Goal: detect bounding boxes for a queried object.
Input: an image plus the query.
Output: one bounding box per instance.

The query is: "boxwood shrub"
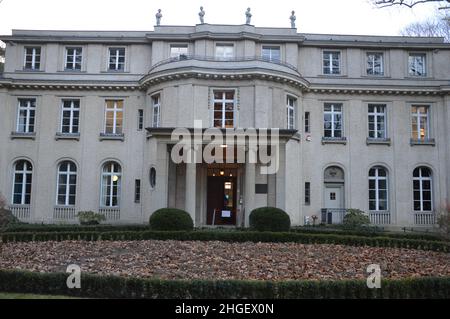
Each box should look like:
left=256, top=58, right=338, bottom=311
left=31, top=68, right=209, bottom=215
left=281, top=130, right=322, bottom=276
left=149, top=208, right=193, bottom=231
left=249, top=207, right=291, bottom=232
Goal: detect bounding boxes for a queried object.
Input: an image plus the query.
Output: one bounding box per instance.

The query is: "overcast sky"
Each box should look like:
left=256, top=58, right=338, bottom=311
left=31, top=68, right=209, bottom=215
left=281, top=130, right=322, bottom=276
left=0, top=0, right=441, bottom=36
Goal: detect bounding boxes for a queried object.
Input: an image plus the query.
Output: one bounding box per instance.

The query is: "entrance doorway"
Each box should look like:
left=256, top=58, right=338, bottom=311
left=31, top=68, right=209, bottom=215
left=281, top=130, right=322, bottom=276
left=206, top=165, right=238, bottom=226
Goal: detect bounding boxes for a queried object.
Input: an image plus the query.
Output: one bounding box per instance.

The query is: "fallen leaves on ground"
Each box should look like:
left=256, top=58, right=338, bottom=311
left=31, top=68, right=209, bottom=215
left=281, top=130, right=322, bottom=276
left=0, top=240, right=448, bottom=280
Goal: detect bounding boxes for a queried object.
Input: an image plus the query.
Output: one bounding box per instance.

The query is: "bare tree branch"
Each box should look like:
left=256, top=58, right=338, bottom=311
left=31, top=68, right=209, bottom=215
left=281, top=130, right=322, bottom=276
left=401, top=11, right=450, bottom=41
left=373, top=0, right=450, bottom=8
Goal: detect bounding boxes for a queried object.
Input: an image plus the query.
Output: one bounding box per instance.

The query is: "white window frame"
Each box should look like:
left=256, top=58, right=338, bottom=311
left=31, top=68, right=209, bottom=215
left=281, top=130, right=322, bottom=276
left=323, top=103, right=343, bottom=138
left=408, top=53, right=426, bottom=77
left=286, top=95, right=296, bottom=130
left=151, top=94, right=161, bottom=128
left=411, top=105, right=430, bottom=140
left=215, top=43, right=234, bottom=60
left=369, top=167, right=389, bottom=211
left=12, top=160, right=33, bottom=205
left=104, top=100, right=124, bottom=135
left=261, top=46, right=281, bottom=62
left=24, top=47, right=41, bottom=70
left=212, top=90, right=236, bottom=128
left=65, top=47, right=83, bottom=71
left=56, top=161, right=77, bottom=206
left=323, top=51, right=341, bottom=75
left=413, top=167, right=433, bottom=212
left=16, top=98, right=36, bottom=133
left=368, top=104, right=387, bottom=139
left=108, top=47, right=126, bottom=71
left=366, top=52, right=384, bottom=76
left=60, top=99, right=80, bottom=134
left=170, top=44, right=189, bottom=58
left=100, top=162, right=122, bottom=208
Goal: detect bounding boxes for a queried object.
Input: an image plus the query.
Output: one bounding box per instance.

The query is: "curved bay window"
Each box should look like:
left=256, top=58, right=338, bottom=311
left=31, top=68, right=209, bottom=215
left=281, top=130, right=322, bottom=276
left=369, top=166, right=388, bottom=211
left=56, top=161, right=77, bottom=206
left=413, top=166, right=433, bottom=212
left=101, top=162, right=122, bottom=207
left=12, top=160, right=33, bottom=205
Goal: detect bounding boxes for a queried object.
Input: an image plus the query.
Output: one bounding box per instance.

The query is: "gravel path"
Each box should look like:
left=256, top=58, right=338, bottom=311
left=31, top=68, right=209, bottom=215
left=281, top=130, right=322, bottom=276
left=1, top=240, right=449, bottom=280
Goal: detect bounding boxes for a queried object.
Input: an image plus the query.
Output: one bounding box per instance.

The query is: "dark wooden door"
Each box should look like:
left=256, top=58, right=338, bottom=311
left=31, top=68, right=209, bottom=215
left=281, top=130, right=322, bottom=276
left=206, top=176, right=237, bottom=225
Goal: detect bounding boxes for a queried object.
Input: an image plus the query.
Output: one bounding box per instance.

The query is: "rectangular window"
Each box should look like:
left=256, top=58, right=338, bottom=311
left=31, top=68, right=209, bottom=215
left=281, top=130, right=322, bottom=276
left=368, top=104, right=386, bottom=139
left=323, top=51, right=340, bottom=75
left=138, top=109, right=144, bottom=130
left=170, top=44, right=188, bottom=58
left=213, top=90, right=235, bottom=128
left=262, top=46, right=281, bottom=62
left=65, top=47, right=82, bottom=70
left=152, top=94, right=161, bottom=128
left=16, top=98, right=36, bottom=133
left=411, top=105, right=429, bottom=141
left=409, top=53, right=426, bottom=76
left=61, top=99, right=80, bottom=134
left=366, top=52, right=384, bottom=76
left=104, top=100, right=124, bottom=135
left=305, top=182, right=311, bottom=205
left=304, top=112, right=310, bottom=133
left=215, top=44, right=234, bottom=60
left=286, top=96, right=296, bottom=129
left=323, top=103, right=343, bottom=138
left=24, top=47, right=41, bottom=70
left=134, top=179, right=141, bottom=203
left=108, top=47, right=125, bottom=71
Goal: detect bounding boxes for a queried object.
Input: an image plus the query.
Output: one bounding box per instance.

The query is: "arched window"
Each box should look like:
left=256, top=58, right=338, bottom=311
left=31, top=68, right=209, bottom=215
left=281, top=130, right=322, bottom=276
left=56, top=161, right=77, bottom=206
left=413, top=167, right=433, bottom=211
left=101, top=162, right=121, bottom=207
left=12, top=160, right=33, bottom=205
left=369, top=166, right=388, bottom=211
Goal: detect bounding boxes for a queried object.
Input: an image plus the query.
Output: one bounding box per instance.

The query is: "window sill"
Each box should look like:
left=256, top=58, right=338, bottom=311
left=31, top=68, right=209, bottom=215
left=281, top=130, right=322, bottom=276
left=99, top=133, right=125, bottom=141
left=101, top=70, right=128, bottom=74
left=17, top=69, right=44, bottom=73
left=366, top=138, right=391, bottom=146
left=410, top=138, right=435, bottom=146
left=361, top=75, right=390, bottom=79
left=59, top=70, right=86, bottom=73
left=10, top=132, right=36, bottom=140
left=55, top=133, right=80, bottom=141
left=322, top=137, right=347, bottom=145
left=318, top=74, right=346, bottom=78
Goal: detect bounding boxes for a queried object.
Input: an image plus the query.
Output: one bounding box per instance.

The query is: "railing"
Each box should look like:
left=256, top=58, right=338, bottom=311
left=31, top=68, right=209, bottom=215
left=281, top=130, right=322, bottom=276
left=414, top=212, right=436, bottom=225
left=369, top=212, right=391, bottom=225
left=53, top=206, right=77, bottom=220
left=9, top=205, right=31, bottom=220
left=321, top=208, right=347, bottom=224
left=99, top=207, right=121, bottom=221
left=148, top=54, right=299, bottom=73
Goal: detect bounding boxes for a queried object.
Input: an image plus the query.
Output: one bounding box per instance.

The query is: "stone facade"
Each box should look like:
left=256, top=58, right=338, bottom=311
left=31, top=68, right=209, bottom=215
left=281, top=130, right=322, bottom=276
left=0, top=24, right=449, bottom=229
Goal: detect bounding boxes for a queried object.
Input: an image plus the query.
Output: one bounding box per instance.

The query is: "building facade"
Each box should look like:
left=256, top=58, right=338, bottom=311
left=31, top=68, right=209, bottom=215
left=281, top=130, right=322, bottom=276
left=0, top=24, right=449, bottom=229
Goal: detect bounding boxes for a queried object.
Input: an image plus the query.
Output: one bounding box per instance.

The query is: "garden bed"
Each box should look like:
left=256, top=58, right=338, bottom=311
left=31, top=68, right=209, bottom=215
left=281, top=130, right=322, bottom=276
left=1, top=240, right=449, bottom=281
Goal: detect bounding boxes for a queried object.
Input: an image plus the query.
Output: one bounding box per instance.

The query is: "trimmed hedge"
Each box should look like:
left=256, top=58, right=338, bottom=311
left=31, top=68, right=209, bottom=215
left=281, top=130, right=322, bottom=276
left=2, top=224, right=151, bottom=233
left=0, top=270, right=449, bottom=299
left=292, top=227, right=443, bottom=242
left=1, top=230, right=449, bottom=252
left=149, top=208, right=194, bottom=231
left=249, top=207, right=291, bottom=232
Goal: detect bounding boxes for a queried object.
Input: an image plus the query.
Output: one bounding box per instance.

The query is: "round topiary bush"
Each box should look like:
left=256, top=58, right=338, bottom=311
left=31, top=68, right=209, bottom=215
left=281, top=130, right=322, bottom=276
left=149, top=208, right=194, bottom=231
left=249, top=207, right=291, bottom=232
left=0, top=208, right=20, bottom=229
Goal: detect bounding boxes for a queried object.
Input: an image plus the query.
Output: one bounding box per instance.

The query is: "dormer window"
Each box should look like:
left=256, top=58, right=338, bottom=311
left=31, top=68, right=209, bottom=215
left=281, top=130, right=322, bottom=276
left=215, top=44, right=234, bottom=60
left=24, top=47, right=41, bottom=70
